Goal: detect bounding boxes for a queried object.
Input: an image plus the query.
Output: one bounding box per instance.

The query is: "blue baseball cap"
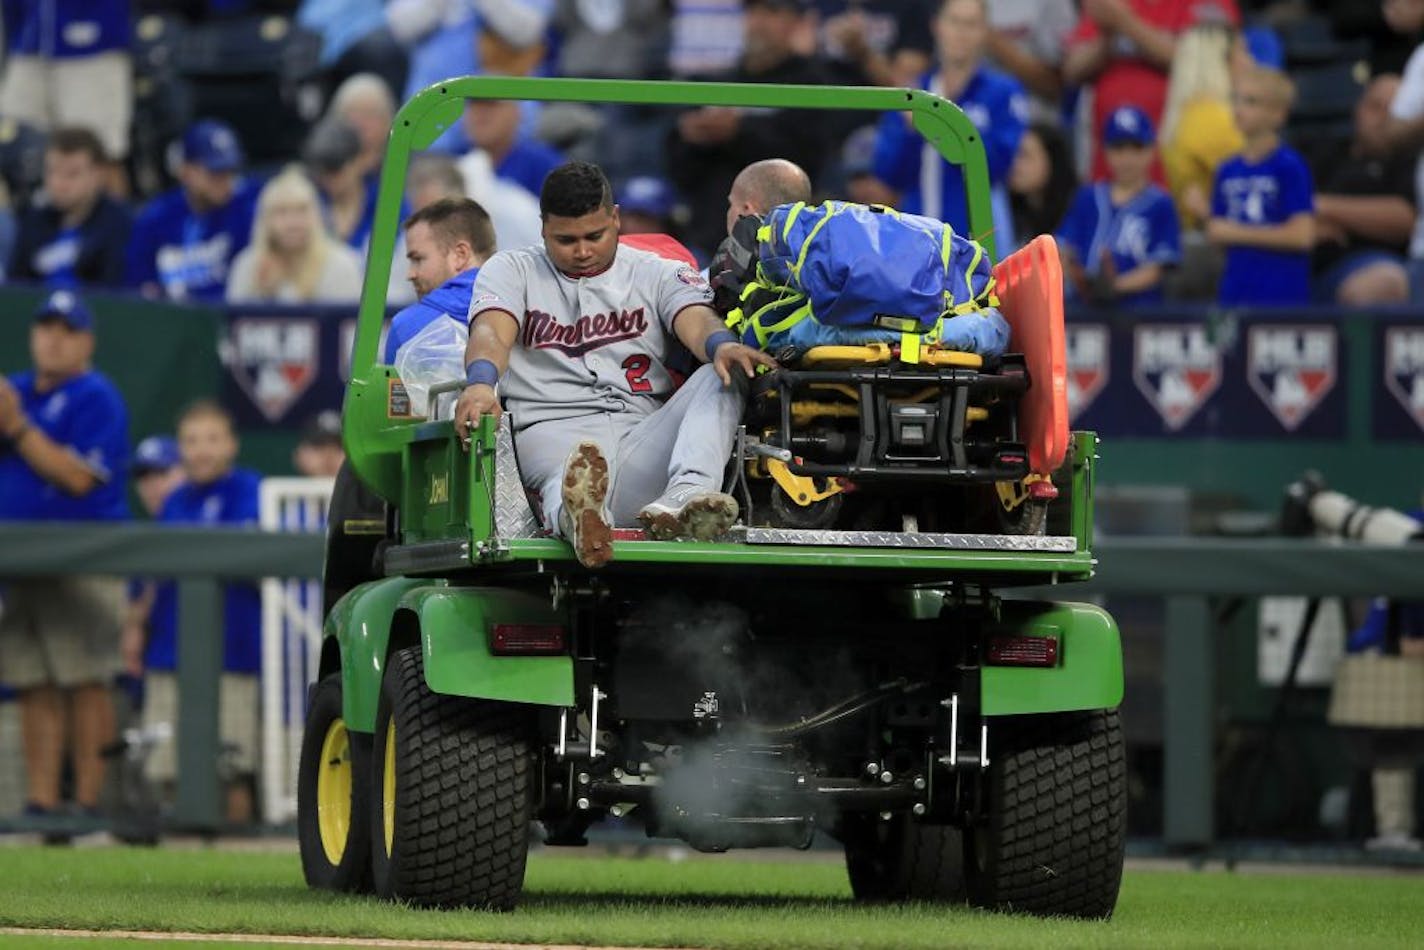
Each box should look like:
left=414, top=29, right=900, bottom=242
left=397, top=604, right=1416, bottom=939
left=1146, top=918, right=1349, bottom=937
left=1102, top=105, right=1156, bottom=147
left=1243, top=26, right=1284, bottom=69
left=181, top=119, right=245, bottom=172
left=33, top=289, right=95, bottom=331
left=618, top=176, right=676, bottom=219
left=133, top=435, right=181, bottom=474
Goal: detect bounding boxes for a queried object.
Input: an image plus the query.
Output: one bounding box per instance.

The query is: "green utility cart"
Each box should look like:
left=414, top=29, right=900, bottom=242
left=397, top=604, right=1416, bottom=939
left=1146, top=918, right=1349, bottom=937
left=297, top=77, right=1125, bottom=919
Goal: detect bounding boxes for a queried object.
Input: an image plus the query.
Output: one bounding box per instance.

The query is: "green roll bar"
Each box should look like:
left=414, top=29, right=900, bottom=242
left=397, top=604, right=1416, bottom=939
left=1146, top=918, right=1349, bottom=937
left=344, top=77, right=995, bottom=502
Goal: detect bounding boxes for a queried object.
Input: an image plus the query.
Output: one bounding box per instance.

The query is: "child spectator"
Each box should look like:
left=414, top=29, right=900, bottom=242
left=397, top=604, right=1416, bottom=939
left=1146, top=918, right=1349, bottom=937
left=141, top=401, right=263, bottom=824
left=121, top=436, right=184, bottom=680
left=1208, top=66, right=1315, bottom=307
left=1008, top=122, right=1078, bottom=247
left=126, top=120, right=261, bottom=303
left=1057, top=106, right=1181, bottom=306
left=870, top=0, right=1028, bottom=246
left=293, top=411, right=346, bottom=478
left=8, top=127, right=132, bottom=289
left=226, top=167, right=364, bottom=304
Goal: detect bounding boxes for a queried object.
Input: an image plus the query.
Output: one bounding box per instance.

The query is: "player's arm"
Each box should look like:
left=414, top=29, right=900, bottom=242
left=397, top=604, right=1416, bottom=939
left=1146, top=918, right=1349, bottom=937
left=1206, top=212, right=1315, bottom=252
left=453, top=308, right=519, bottom=444
left=672, top=305, right=779, bottom=387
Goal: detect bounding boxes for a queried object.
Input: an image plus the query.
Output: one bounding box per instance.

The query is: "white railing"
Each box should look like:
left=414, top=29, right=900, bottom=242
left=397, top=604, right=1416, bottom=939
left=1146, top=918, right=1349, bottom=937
left=258, top=476, right=334, bottom=826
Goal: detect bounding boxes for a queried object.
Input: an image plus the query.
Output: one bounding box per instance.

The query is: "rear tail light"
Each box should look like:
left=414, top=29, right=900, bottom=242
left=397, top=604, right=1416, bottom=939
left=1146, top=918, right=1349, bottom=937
left=986, top=635, right=1058, bottom=668
left=490, top=624, right=567, bottom=655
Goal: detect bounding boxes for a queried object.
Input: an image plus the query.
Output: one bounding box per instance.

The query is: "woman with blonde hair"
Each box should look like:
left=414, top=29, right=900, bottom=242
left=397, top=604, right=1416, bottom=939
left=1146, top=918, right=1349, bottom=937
left=225, top=166, right=364, bottom=303
left=1159, top=22, right=1247, bottom=231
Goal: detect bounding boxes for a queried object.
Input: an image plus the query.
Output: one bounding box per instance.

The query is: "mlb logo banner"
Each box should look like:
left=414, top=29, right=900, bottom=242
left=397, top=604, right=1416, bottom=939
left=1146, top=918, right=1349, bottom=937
left=1246, top=325, right=1338, bottom=432
left=1066, top=324, right=1110, bottom=423
left=1132, top=324, right=1222, bottom=432
left=224, top=317, right=320, bottom=423
left=1378, top=325, right=1424, bottom=438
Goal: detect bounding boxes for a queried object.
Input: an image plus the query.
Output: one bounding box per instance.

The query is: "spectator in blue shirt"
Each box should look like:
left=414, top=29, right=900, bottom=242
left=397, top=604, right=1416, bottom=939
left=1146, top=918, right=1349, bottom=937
left=384, top=198, right=496, bottom=364
left=1057, top=106, right=1182, bottom=307
left=869, top=0, right=1028, bottom=245
left=142, top=400, right=263, bottom=824
left=1209, top=66, right=1315, bottom=306
left=462, top=97, right=564, bottom=200
left=9, top=127, right=132, bottom=289
left=0, top=291, right=130, bottom=822
left=304, top=117, right=383, bottom=254
left=0, top=0, right=133, bottom=180
left=120, top=436, right=185, bottom=682
left=127, top=119, right=262, bottom=302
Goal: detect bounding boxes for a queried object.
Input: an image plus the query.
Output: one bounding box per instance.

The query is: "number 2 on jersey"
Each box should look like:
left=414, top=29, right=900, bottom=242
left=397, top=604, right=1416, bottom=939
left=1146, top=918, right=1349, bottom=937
left=622, top=354, right=653, bottom=393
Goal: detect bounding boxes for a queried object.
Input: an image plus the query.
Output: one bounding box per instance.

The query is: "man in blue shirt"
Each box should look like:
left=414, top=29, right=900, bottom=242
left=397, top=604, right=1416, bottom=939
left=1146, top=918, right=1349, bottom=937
left=127, top=119, right=261, bottom=302
left=0, top=290, right=130, bottom=821
left=870, top=0, right=1029, bottom=245
left=1209, top=66, right=1315, bottom=306
left=462, top=97, right=564, bottom=199
left=141, top=400, right=263, bottom=823
left=1057, top=106, right=1182, bottom=307
left=9, top=126, right=132, bottom=289
left=384, top=198, right=497, bottom=364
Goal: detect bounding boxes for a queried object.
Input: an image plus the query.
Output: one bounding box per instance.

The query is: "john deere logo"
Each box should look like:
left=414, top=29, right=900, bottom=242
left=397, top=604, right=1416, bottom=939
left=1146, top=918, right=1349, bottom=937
left=429, top=473, right=449, bottom=504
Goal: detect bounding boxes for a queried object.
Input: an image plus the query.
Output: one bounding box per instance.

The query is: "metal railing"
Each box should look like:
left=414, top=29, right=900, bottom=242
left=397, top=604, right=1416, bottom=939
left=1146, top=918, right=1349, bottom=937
left=0, top=522, right=1417, bottom=841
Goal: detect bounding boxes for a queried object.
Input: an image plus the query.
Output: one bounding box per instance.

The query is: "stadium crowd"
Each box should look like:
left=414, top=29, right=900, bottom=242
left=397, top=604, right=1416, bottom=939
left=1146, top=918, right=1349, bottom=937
left=1, top=0, right=1422, bottom=843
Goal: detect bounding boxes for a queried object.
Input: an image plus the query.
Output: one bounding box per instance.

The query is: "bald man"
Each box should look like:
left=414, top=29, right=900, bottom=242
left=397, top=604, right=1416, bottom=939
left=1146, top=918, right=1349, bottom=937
left=725, top=159, right=813, bottom=236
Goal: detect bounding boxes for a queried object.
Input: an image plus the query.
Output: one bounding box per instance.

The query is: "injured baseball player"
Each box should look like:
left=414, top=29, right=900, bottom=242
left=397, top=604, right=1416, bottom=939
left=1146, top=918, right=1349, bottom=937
left=452, top=161, right=778, bottom=568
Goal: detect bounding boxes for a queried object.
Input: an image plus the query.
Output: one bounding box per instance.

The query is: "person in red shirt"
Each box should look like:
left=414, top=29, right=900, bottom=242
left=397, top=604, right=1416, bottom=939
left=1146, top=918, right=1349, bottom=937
left=1064, top=0, right=1239, bottom=183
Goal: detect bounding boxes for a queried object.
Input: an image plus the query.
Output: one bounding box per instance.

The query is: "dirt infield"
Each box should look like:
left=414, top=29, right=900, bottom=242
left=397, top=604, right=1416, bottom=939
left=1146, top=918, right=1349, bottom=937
left=0, top=929, right=679, bottom=950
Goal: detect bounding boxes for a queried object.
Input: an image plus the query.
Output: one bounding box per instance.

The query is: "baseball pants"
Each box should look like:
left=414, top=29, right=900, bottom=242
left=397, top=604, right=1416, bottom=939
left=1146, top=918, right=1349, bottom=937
left=514, top=365, right=745, bottom=532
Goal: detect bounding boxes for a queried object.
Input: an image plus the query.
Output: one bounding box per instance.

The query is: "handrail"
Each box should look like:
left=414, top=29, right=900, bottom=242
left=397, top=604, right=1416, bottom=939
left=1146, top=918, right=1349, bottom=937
left=2, top=524, right=1414, bottom=840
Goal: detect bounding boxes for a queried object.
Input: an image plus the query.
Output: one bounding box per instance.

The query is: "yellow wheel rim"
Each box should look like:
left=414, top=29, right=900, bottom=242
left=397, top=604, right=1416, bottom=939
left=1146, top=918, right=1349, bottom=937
left=382, top=718, right=396, bottom=857
left=316, top=718, right=352, bottom=866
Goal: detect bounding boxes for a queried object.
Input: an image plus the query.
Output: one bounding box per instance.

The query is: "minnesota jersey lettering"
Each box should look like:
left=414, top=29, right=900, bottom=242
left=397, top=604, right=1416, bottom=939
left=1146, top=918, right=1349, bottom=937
left=522, top=306, right=651, bottom=356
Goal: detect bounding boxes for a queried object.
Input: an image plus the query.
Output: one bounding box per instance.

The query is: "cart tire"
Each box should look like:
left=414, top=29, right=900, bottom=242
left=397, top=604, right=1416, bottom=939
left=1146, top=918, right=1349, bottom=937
left=297, top=675, right=373, bottom=892
left=843, top=814, right=967, bottom=902
left=370, top=645, right=535, bottom=909
left=966, top=708, right=1126, bottom=918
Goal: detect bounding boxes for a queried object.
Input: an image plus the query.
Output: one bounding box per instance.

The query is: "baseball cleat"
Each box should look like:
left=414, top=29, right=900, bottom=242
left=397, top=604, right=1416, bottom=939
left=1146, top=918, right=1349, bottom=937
left=559, top=441, right=612, bottom=568
left=638, top=483, right=739, bottom=541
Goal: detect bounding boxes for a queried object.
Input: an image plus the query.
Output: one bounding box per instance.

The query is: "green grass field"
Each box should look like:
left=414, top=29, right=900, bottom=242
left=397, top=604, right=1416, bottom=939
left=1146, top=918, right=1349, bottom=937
left=0, top=847, right=1419, bottom=949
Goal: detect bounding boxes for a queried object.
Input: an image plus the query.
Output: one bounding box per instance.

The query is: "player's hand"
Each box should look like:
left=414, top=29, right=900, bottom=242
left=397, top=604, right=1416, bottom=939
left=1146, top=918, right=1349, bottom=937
left=0, top=377, right=23, bottom=435
left=453, top=383, right=500, bottom=452
left=712, top=341, right=778, bottom=387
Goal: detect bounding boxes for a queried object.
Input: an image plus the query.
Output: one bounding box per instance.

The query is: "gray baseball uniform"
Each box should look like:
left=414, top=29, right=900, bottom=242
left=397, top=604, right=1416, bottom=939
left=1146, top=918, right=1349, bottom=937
left=469, top=243, right=745, bottom=530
